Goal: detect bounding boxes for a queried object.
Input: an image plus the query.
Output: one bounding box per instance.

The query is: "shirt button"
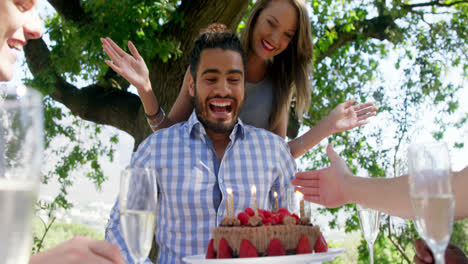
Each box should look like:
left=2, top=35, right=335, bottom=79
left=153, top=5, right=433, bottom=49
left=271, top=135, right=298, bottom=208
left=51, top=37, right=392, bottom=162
left=219, top=179, right=223, bottom=184
left=218, top=211, right=223, bottom=216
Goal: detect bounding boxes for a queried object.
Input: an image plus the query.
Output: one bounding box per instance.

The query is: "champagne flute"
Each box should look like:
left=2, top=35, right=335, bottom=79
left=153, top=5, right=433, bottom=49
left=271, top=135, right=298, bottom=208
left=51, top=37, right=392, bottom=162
left=119, top=168, right=158, bottom=264
left=0, top=85, right=43, bottom=264
left=408, top=142, right=453, bottom=264
left=356, top=204, right=380, bottom=264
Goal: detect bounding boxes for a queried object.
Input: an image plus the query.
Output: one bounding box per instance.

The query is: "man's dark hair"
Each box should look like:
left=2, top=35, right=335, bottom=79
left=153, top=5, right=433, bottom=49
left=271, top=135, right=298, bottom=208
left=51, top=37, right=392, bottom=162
left=189, top=23, right=247, bottom=80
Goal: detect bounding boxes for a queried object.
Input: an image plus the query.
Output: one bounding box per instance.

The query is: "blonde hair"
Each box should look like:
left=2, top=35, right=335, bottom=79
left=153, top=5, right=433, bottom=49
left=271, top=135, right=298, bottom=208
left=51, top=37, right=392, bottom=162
left=241, top=0, right=313, bottom=130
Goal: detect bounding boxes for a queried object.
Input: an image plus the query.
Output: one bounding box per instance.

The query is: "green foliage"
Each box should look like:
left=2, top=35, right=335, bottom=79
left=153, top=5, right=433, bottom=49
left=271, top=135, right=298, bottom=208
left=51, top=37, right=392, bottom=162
left=32, top=218, right=104, bottom=252
left=300, top=0, right=467, bottom=262
left=32, top=97, right=118, bottom=250
left=451, top=219, right=468, bottom=254
left=326, top=232, right=360, bottom=263
left=44, top=0, right=183, bottom=84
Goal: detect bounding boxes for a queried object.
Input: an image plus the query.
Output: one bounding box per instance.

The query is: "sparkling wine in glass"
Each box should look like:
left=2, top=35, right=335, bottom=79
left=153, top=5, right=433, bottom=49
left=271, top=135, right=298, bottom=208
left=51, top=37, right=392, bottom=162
left=408, top=142, right=454, bottom=264
left=357, top=204, right=380, bottom=264
left=0, top=85, right=43, bottom=264
left=119, top=168, right=158, bottom=264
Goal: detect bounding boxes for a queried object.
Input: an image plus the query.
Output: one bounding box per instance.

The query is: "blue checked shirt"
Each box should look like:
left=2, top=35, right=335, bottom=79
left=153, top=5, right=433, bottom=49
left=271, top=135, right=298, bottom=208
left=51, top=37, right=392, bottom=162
left=106, top=112, right=296, bottom=264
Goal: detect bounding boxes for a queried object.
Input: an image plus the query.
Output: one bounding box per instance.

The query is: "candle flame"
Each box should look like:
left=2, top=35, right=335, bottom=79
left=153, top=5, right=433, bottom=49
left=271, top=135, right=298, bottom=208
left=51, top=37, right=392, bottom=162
left=274, top=191, right=278, bottom=198
left=251, top=185, right=256, bottom=195
left=295, top=190, right=304, bottom=199
left=226, top=188, right=232, bottom=195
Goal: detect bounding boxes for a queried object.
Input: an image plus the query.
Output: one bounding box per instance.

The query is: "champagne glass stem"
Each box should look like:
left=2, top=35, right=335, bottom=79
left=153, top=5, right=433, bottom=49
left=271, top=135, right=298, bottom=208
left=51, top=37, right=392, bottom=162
left=434, top=252, right=445, bottom=264
left=368, top=242, right=374, bottom=264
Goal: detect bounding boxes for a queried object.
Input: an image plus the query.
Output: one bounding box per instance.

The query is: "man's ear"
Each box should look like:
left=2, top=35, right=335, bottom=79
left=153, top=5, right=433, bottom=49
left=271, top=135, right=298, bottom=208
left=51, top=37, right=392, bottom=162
left=188, top=74, right=195, bottom=97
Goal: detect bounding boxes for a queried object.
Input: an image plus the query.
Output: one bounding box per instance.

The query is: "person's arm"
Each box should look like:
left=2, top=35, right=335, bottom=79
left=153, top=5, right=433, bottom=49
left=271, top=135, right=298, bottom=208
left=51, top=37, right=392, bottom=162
left=271, top=106, right=289, bottom=139
left=29, top=236, right=125, bottom=264
left=288, top=99, right=377, bottom=159
left=100, top=37, right=193, bottom=131
left=454, top=167, right=468, bottom=220
left=291, top=144, right=468, bottom=220
left=291, top=144, right=414, bottom=217
left=164, top=67, right=195, bottom=127
left=291, top=144, right=412, bottom=218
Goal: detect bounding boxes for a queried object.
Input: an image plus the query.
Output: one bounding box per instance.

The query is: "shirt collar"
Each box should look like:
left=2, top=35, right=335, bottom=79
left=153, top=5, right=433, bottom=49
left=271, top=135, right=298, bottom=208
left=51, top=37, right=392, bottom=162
left=187, top=111, right=245, bottom=140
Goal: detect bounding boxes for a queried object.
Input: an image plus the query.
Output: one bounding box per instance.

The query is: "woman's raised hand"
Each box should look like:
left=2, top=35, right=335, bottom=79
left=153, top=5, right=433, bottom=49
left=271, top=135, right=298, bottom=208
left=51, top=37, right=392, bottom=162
left=101, top=37, right=151, bottom=92
left=326, top=98, right=378, bottom=134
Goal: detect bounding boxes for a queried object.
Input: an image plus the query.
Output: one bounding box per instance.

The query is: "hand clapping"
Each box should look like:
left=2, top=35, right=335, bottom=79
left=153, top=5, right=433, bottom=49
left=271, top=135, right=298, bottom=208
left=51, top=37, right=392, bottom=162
left=101, top=37, right=151, bottom=92
left=326, top=98, right=378, bottom=134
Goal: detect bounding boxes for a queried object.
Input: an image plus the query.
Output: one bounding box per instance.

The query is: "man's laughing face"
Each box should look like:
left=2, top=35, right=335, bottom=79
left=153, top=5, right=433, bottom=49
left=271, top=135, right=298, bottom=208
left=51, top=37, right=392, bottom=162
left=190, top=48, right=245, bottom=134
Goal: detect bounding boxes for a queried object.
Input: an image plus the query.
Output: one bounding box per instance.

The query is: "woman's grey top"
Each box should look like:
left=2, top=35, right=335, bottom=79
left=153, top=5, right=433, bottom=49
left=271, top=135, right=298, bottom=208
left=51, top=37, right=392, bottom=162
left=239, top=75, right=273, bottom=130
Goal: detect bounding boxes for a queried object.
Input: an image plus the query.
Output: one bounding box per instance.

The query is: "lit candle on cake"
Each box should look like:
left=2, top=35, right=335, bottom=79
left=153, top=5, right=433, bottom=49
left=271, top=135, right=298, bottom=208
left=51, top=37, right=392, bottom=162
left=251, top=185, right=258, bottom=217
left=273, top=191, right=278, bottom=212
left=296, top=190, right=305, bottom=218
left=226, top=188, right=233, bottom=217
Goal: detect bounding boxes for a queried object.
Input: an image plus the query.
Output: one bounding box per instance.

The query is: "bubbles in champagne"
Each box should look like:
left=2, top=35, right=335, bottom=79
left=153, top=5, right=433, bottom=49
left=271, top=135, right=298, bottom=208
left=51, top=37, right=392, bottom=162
left=120, top=209, right=156, bottom=262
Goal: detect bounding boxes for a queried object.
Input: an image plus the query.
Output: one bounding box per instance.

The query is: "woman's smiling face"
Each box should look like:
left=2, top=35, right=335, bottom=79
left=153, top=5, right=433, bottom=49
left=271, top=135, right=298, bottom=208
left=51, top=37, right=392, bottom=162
left=0, top=0, right=42, bottom=81
left=251, top=0, right=298, bottom=61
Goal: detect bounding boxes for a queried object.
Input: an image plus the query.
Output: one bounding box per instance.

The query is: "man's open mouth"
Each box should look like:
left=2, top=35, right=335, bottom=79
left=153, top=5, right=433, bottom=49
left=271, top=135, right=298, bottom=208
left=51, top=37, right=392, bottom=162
left=209, top=101, right=233, bottom=114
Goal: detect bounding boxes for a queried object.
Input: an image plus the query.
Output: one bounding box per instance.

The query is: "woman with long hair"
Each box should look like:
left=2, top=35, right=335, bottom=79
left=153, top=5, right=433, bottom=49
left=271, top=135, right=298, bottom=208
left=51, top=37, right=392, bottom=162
left=101, top=0, right=377, bottom=158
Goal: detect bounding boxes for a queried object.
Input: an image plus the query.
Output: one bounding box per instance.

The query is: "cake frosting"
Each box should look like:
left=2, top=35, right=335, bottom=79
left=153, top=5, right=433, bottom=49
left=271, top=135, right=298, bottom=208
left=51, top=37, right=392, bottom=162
left=206, top=207, right=328, bottom=258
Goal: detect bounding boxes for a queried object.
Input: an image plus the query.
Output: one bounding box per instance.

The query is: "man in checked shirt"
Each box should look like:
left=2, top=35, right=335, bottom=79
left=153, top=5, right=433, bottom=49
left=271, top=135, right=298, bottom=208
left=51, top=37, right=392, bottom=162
left=105, top=26, right=296, bottom=263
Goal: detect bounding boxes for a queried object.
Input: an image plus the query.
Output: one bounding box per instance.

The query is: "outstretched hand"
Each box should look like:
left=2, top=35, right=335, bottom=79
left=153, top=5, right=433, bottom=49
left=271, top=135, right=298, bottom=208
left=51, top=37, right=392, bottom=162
left=291, top=144, right=352, bottom=207
left=326, top=99, right=377, bottom=134
left=101, top=37, right=150, bottom=92
left=29, top=236, right=125, bottom=264
left=414, top=238, right=468, bottom=264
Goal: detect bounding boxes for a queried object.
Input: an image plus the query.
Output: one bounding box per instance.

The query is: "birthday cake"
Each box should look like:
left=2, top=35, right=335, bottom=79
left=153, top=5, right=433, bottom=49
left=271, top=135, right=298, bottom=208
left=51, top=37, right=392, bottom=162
left=206, top=207, right=328, bottom=258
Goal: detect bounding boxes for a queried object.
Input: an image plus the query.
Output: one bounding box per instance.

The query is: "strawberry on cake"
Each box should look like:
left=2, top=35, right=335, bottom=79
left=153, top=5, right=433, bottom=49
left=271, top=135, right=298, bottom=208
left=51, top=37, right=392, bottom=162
left=206, top=207, right=328, bottom=259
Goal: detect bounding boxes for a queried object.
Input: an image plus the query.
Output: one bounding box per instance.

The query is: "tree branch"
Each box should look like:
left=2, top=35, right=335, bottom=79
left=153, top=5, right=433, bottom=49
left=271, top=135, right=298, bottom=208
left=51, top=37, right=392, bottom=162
left=47, top=0, right=89, bottom=22
left=24, top=38, right=151, bottom=145
left=99, top=68, right=131, bottom=91
left=316, top=15, right=399, bottom=63
left=386, top=217, right=412, bottom=263
left=36, top=216, right=56, bottom=253
left=402, top=0, right=468, bottom=10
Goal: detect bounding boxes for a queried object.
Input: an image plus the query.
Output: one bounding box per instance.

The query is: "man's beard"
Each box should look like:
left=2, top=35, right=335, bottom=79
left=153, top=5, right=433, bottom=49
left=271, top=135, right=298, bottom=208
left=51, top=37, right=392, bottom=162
left=192, top=85, right=241, bottom=134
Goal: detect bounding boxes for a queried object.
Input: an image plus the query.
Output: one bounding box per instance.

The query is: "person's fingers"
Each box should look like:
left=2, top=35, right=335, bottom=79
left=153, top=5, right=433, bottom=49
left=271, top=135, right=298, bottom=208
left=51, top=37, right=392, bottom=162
left=356, top=109, right=377, bottom=117
left=128, top=41, right=142, bottom=60
left=414, top=239, right=433, bottom=263
left=88, top=240, right=125, bottom=264
left=295, top=186, right=319, bottom=196
left=326, top=144, right=340, bottom=163
left=294, top=170, right=320, bottom=180
left=343, top=98, right=356, bottom=108
left=353, top=102, right=375, bottom=111
left=357, top=112, right=376, bottom=121
left=102, top=44, right=122, bottom=65
left=291, top=178, right=319, bottom=188
left=105, top=60, right=121, bottom=75
left=101, top=38, right=121, bottom=60
left=105, top=37, right=127, bottom=57
left=413, top=255, right=428, bottom=264
left=356, top=106, right=377, bottom=116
